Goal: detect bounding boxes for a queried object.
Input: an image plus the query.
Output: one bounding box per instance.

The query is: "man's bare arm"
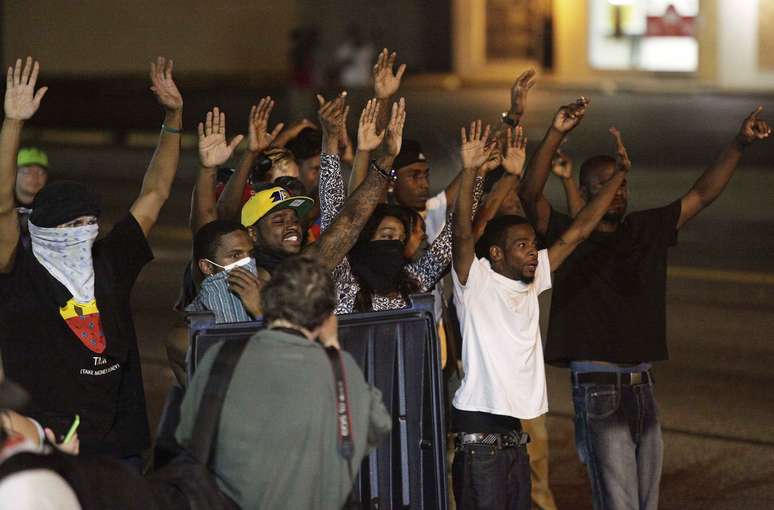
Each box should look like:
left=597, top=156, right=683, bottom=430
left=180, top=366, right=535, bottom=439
left=190, top=108, right=244, bottom=234
left=472, top=126, right=527, bottom=241
left=0, top=57, right=47, bottom=273
left=130, top=57, right=183, bottom=237
left=519, top=97, right=589, bottom=235
left=678, top=107, right=770, bottom=229
left=551, top=148, right=585, bottom=217
left=453, top=120, right=495, bottom=284
left=217, top=97, right=282, bottom=222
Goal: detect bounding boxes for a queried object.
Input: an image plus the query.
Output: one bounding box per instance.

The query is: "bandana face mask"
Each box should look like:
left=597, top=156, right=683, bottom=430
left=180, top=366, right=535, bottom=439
left=28, top=221, right=99, bottom=303
left=196, top=258, right=258, bottom=324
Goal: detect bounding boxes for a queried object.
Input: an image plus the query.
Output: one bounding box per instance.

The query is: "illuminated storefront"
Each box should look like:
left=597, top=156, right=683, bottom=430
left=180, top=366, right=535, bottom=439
left=453, top=0, right=774, bottom=90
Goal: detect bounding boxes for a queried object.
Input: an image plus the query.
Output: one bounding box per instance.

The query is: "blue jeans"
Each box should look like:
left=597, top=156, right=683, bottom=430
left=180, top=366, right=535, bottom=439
left=572, top=376, right=663, bottom=510
left=452, top=443, right=531, bottom=510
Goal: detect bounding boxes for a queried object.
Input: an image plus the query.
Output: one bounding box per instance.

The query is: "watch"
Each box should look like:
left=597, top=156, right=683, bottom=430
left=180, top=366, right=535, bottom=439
left=501, top=112, right=520, bottom=127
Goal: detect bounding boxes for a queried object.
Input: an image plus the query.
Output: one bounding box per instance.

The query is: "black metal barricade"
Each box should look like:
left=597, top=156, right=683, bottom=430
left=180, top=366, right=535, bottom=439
left=185, top=294, right=449, bottom=510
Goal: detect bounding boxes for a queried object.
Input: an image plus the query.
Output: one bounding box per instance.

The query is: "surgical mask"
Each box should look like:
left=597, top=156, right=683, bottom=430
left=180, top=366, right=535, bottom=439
left=204, top=256, right=254, bottom=273
left=28, top=221, right=99, bottom=303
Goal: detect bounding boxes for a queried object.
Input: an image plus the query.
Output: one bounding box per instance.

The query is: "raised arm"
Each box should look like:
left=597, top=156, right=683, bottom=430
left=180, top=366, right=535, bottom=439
left=190, top=108, right=244, bottom=234
left=372, top=48, right=406, bottom=134
left=310, top=99, right=406, bottom=271
left=272, top=118, right=316, bottom=148
left=0, top=57, right=47, bottom=273
left=348, top=98, right=384, bottom=194
left=547, top=128, right=630, bottom=270
left=347, top=98, right=404, bottom=195
left=317, top=93, right=351, bottom=229
left=677, top=107, right=770, bottom=229
left=551, top=147, right=585, bottom=217
left=472, top=127, right=527, bottom=240
left=519, top=97, right=589, bottom=235
left=453, top=120, right=495, bottom=285
left=129, top=57, right=183, bottom=237
left=216, top=97, right=283, bottom=222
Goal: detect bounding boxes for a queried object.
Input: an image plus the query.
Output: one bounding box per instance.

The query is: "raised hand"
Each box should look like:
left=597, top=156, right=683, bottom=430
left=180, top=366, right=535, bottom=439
left=197, top=107, right=244, bottom=168
left=149, top=56, right=182, bottom=112
left=551, top=149, right=573, bottom=179
left=4, top=57, right=47, bottom=120
left=609, top=127, right=631, bottom=172
left=317, top=93, right=347, bottom=152
left=357, top=99, right=384, bottom=152
left=552, top=97, right=590, bottom=134
left=737, top=106, right=771, bottom=145
left=480, top=147, right=502, bottom=175
left=384, top=98, right=407, bottom=157
left=248, top=97, right=284, bottom=153
left=460, top=120, right=495, bottom=170
left=373, top=48, right=406, bottom=99
left=502, top=126, right=528, bottom=176
left=509, top=69, right=537, bottom=118
left=45, top=427, right=79, bottom=456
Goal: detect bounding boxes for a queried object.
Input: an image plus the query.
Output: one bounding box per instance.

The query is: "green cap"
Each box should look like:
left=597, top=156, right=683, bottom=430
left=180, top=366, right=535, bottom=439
left=17, top=147, right=49, bottom=169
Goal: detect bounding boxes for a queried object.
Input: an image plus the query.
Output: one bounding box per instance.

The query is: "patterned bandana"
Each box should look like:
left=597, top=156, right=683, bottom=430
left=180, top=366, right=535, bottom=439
left=28, top=221, right=99, bottom=303
left=187, top=258, right=258, bottom=324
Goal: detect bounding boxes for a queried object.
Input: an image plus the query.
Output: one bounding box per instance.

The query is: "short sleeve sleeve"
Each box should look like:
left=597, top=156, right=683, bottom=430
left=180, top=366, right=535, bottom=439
left=98, top=214, right=154, bottom=288
left=452, top=257, right=489, bottom=304
left=534, top=249, right=552, bottom=295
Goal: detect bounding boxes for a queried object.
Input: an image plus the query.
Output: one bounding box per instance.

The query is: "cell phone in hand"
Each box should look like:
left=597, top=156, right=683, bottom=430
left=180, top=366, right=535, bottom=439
left=63, top=414, right=80, bottom=443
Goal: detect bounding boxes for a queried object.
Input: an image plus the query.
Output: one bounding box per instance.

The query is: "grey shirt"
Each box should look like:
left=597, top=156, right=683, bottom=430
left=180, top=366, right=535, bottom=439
left=176, top=328, right=392, bottom=510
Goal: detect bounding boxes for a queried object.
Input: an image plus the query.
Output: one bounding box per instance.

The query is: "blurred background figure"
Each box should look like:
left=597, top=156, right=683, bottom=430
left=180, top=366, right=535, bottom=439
left=14, top=147, right=49, bottom=248
left=335, top=24, right=375, bottom=89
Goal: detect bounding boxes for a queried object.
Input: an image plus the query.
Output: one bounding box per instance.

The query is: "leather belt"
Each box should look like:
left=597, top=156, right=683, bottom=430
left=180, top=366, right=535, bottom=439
left=573, top=370, right=654, bottom=386
left=454, top=431, right=530, bottom=450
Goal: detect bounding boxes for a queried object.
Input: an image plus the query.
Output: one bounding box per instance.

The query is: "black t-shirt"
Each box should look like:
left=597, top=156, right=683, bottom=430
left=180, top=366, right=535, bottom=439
left=0, top=214, right=153, bottom=457
left=543, top=201, right=681, bottom=365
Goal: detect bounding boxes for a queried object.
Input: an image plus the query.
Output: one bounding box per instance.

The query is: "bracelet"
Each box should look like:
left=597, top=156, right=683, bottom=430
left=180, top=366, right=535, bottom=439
left=371, top=160, right=397, bottom=182
left=161, top=123, right=182, bottom=134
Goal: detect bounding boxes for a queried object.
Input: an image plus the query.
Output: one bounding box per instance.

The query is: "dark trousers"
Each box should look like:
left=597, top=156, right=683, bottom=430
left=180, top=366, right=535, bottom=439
left=452, top=443, right=531, bottom=510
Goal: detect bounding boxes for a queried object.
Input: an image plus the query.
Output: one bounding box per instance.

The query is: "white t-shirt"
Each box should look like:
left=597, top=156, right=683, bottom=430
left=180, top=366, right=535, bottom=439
left=452, top=250, right=551, bottom=420
left=0, top=470, right=81, bottom=510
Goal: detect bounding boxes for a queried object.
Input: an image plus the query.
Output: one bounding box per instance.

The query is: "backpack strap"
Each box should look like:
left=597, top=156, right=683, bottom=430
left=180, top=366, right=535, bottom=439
left=190, top=338, right=249, bottom=465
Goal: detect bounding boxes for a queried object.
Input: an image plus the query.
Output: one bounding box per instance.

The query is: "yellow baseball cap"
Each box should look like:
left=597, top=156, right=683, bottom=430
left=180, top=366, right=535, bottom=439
left=241, top=186, right=314, bottom=227
left=17, top=147, right=49, bottom=169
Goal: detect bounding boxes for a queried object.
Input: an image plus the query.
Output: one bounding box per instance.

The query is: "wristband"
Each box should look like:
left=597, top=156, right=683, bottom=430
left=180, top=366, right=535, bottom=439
left=371, top=160, right=397, bottom=182
left=161, top=123, right=182, bottom=134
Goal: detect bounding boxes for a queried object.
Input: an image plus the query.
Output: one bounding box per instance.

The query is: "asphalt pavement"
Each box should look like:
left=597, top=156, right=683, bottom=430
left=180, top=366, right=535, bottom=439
left=24, top=86, right=774, bottom=509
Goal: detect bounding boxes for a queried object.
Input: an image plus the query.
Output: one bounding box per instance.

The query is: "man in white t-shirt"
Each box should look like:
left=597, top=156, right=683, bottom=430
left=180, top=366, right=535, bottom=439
left=451, top=121, right=630, bottom=509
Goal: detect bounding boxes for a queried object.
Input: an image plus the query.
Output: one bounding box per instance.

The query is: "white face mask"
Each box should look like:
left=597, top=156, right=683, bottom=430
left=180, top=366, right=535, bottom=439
left=204, top=256, right=254, bottom=273
left=28, top=221, right=100, bottom=304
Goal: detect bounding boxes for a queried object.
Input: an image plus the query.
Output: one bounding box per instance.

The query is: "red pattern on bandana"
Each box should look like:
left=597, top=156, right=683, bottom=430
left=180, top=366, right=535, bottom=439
left=64, top=313, right=106, bottom=353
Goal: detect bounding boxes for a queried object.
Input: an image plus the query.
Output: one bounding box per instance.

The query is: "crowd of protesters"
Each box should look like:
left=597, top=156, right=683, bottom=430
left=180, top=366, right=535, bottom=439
left=0, top=47, right=770, bottom=510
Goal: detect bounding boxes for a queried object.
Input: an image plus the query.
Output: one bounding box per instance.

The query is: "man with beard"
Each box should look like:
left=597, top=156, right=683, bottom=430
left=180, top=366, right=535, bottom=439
left=519, top=100, right=770, bottom=510
left=0, top=56, right=183, bottom=465
left=450, top=120, right=631, bottom=510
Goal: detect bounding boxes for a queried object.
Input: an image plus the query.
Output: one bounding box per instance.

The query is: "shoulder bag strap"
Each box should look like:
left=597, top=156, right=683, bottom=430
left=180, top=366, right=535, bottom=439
left=190, top=338, right=250, bottom=464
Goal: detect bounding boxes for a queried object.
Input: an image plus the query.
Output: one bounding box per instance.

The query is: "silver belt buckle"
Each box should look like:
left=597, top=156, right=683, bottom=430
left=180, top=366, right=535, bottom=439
left=629, top=372, right=643, bottom=385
